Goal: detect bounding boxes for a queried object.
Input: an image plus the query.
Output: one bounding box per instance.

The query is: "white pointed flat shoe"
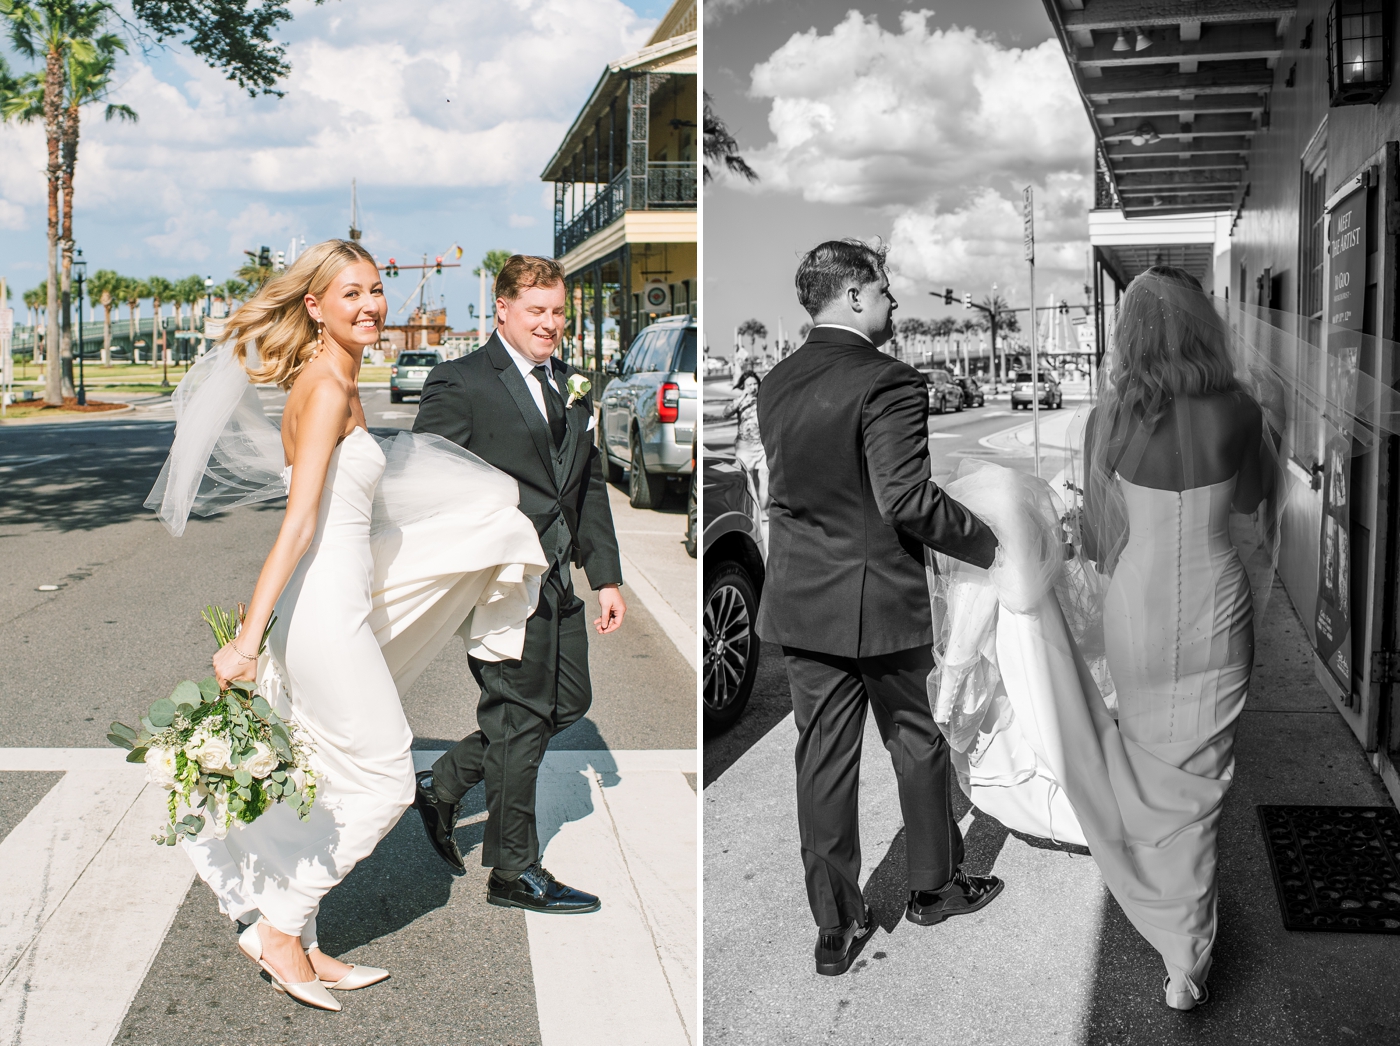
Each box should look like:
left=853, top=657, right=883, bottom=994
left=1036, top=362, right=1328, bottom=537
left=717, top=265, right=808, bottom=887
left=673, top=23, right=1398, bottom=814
left=237, top=919, right=342, bottom=1012
left=319, top=964, right=390, bottom=991
left=1163, top=973, right=1208, bottom=1011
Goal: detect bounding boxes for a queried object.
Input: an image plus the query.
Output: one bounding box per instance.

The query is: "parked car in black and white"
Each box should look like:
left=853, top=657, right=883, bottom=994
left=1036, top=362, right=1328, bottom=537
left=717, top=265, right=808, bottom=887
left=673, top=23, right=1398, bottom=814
left=919, top=367, right=964, bottom=414
left=599, top=315, right=698, bottom=510
left=702, top=453, right=764, bottom=732
left=955, top=376, right=985, bottom=407
left=1010, top=370, right=1063, bottom=410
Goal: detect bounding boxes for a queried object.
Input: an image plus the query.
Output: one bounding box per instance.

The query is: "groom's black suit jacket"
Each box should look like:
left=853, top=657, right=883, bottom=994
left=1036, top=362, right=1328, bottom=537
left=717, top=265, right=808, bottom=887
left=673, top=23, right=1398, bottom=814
left=412, top=333, right=622, bottom=590
left=756, top=327, right=997, bottom=659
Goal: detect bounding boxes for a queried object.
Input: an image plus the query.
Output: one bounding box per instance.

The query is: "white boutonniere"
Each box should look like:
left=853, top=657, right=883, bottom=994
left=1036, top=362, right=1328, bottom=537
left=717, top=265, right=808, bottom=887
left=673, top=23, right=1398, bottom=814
left=565, top=374, right=591, bottom=408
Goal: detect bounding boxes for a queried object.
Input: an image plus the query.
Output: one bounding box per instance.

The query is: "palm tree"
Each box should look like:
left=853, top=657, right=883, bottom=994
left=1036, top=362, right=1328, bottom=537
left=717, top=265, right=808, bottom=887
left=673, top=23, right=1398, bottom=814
left=737, top=318, right=766, bottom=353
left=172, top=274, right=204, bottom=362
left=0, top=0, right=124, bottom=404
left=121, top=276, right=146, bottom=363
left=146, top=275, right=174, bottom=365
left=22, top=282, right=46, bottom=361
left=703, top=91, right=758, bottom=185
left=236, top=254, right=273, bottom=290
left=87, top=267, right=118, bottom=364
left=217, top=278, right=249, bottom=315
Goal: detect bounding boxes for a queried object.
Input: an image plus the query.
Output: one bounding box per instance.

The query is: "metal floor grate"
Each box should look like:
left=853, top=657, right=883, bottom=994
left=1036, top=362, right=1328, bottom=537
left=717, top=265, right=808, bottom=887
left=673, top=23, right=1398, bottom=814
left=1257, top=805, right=1400, bottom=933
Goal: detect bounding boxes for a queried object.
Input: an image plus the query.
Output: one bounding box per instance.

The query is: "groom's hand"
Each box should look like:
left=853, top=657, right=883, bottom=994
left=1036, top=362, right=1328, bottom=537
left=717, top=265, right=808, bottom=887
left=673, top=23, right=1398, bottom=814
left=594, top=584, right=626, bottom=634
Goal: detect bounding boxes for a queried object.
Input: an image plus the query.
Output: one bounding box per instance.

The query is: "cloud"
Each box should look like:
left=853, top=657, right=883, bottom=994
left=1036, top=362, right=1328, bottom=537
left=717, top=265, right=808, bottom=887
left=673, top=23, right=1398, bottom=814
left=0, top=200, right=24, bottom=230
left=888, top=172, right=1090, bottom=301
left=0, top=0, right=654, bottom=269
left=747, top=11, right=1088, bottom=206
left=734, top=10, right=1094, bottom=301
left=508, top=213, right=537, bottom=228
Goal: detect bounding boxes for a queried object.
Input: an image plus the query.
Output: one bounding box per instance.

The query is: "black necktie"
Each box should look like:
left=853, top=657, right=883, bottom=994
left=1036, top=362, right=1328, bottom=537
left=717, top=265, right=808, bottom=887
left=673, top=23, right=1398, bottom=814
left=533, top=364, right=566, bottom=448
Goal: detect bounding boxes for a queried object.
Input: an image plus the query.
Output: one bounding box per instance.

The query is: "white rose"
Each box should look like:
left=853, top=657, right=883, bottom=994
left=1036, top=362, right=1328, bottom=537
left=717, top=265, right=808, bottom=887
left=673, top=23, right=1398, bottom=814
left=245, top=741, right=278, bottom=779
left=144, top=746, right=178, bottom=790
left=289, top=768, right=308, bottom=793
left=191, top=731, right=232, bottom=773
left=203, top=793, right=230, bottom=839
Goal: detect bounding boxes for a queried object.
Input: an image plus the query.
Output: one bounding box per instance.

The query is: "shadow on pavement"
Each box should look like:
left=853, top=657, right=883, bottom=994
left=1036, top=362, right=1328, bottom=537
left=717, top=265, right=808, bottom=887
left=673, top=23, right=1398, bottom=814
left=703, top=641, right=793, bottom=787
left=0, top=423, right=182, bottom=532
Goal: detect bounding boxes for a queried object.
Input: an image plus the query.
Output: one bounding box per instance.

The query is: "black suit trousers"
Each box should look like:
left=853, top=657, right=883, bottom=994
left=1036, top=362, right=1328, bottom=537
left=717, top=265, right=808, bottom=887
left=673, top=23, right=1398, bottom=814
left=431, top=565, right=592, bottom=870
left=785, top=644, right=964, bottom=929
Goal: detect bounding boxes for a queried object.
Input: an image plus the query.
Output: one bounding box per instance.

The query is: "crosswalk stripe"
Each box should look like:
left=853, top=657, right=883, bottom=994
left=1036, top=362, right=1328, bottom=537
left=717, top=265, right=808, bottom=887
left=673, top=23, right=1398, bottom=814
left=1, top=748, right=696, bottom=1046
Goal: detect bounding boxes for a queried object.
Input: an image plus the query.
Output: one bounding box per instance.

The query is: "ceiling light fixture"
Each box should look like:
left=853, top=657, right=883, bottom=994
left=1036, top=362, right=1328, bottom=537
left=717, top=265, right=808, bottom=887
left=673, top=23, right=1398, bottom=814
left=1113, top=29, right=1130, bottom=51
left=1134, top=28, right=1152, bottom=51
left=1129, top=122, right=1161, bottom=146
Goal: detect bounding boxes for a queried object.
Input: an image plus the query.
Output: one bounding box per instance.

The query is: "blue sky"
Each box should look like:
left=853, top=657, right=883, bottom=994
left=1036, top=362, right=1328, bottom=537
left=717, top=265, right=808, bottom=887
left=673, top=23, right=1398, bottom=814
left=0, top=0, right=666, bottom=325
left=703, top=1, right=1097, bottom=353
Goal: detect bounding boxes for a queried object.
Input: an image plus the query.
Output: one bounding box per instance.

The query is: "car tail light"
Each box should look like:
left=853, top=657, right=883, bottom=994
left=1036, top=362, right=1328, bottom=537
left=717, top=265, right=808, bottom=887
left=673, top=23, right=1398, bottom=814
left=658, top=382, right=680, bottom=424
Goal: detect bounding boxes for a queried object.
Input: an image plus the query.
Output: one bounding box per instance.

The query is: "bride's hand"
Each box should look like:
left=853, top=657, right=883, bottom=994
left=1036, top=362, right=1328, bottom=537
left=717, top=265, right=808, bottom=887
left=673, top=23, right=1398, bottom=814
left=212, top=640, right=259, bottom=690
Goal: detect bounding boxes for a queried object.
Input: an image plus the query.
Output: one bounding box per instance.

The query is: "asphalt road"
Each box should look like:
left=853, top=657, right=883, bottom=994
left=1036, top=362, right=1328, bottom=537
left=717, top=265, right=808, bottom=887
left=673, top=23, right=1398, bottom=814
left=0, top=386, right=696, bottom=1046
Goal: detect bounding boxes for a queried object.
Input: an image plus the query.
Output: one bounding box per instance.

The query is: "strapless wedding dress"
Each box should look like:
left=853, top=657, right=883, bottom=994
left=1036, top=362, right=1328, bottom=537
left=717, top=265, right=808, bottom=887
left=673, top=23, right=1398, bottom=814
left=182, top=428, right=547, bottom=944
left=930, top=463, right=1252, bottom=1000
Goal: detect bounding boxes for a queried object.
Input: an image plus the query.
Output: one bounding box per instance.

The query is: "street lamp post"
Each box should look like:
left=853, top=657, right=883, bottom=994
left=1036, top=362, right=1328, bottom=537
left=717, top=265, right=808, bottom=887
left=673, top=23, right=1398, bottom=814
left=74, top=250, right=87, bottom=406
left=160, top=303, right=169, bottom=388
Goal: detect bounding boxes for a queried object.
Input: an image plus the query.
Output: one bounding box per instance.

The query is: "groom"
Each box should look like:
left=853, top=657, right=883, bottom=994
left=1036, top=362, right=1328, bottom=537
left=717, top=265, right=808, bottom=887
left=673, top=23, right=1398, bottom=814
left=410, top=254, right=625, bottom=913
left=757, top=240, right=1004, bottom=975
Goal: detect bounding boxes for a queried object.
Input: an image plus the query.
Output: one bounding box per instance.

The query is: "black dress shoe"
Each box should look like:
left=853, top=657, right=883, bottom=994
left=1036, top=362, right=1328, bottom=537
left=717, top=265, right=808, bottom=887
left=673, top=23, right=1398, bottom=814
left=905, top=869, right=1004, bottom=926
left=413, top=771, right=465, bottom=873
left=814, top=904, right=874, bottom=977
left=487, top=863, right=600, bottom=914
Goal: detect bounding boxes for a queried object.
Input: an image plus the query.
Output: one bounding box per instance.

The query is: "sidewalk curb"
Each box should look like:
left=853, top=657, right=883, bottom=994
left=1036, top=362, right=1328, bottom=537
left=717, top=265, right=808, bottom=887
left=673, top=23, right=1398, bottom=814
left=0, top=403, right=134, bottom=426
left=619, top=547, right=697, bottom=672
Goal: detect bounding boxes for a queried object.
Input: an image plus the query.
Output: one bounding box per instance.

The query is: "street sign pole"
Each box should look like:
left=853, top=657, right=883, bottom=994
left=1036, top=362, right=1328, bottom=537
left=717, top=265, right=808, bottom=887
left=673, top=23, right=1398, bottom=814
left=1024, top=185, right=1040, bottom=477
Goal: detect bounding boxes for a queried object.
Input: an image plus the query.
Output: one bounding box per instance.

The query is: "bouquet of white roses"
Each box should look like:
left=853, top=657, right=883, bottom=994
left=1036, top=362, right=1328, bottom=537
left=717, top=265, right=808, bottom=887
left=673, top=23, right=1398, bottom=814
left=107, top=605, right=317, bottom=846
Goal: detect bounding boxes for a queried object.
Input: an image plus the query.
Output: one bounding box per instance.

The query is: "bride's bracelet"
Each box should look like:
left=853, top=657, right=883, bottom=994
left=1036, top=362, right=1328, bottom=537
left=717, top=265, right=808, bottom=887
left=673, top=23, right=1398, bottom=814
left=230, top=643, right=259, bottom=663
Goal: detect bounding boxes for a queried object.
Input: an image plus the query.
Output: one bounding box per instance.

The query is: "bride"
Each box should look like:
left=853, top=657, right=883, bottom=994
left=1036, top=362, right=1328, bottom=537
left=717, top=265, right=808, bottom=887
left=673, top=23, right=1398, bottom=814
left=145, top=240, right=547, bottom=1010
left=930, top=266, right=1283, bottom=1011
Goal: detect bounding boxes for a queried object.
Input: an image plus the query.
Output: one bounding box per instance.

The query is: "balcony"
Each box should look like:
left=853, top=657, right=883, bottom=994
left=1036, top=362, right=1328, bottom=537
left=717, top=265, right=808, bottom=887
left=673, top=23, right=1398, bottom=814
left=555, top=162, right=696, bottom=257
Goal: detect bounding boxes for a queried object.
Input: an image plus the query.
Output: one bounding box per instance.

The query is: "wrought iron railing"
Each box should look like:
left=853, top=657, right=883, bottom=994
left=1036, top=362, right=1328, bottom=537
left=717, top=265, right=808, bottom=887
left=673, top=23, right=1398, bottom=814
left=556, top=162, right=697, bottom=256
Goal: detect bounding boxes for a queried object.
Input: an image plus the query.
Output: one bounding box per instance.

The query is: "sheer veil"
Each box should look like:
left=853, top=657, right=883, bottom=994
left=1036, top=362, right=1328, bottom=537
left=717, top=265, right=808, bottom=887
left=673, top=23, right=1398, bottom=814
left=144, top=342, right=288, bottom=535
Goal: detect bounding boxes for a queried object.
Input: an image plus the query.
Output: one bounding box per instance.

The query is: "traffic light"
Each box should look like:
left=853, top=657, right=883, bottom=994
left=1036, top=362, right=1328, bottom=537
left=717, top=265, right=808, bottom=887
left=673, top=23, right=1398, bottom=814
left=434, top=255, right=443, bottom=275
left=963, top=292, right=971, bottom=310
left=257, top=246, right=271, bottom=268
left=1058, top=299, right=1069, bottom=314
left=944, top=287, right=954, bottom=305
left=386, top=258, right=398, bottom=277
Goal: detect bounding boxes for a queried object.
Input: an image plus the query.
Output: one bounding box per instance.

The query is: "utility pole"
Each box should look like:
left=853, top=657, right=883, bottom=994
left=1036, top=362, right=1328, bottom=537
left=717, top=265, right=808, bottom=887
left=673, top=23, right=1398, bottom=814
left=349, top=180, right=362, bottom=241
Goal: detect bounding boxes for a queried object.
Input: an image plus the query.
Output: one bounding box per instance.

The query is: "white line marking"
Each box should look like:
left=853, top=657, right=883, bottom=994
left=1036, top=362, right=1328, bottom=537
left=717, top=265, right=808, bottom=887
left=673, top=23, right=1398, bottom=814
left=1, top=749, right=694, bottom=1046
left=0, top=760, right=192, bottom=1046
left=619, top=548, right=697, bottom=671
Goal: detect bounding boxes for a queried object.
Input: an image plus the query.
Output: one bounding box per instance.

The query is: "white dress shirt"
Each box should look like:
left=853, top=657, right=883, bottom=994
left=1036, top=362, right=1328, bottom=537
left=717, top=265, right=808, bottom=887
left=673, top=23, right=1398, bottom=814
left=811, top=323, right=873, bottom=344
left=497, top=331, right=558, bottom=421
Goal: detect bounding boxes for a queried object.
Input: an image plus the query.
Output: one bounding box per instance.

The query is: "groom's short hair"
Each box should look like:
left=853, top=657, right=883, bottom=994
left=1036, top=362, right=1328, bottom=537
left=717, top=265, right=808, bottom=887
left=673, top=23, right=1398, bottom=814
left=796, top=239, right=888, bottom=316
left=495, top=255, right=565, bottom=300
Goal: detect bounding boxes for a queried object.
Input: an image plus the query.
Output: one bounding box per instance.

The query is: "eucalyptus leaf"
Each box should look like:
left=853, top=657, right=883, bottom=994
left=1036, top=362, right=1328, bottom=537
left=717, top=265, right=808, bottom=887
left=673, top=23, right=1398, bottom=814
left=270, top=735, right=293, bottom=761
left=270, top=770, right=286, bottom=783
left=109, top=721, right=138, bottom=742
left=140, top=717, right=157, bottom=735
left=237, top=786, right=252, bottom=800
left=250, top=696, right=273, bottom=721
left=233, top=769, right=252, bottom=787
left=148, top=698, right=176, bottom=728
left=170, top=680, right=201, bottom=710
left=127, top=747, right=149, bottom=764
left=107, top=732, right=134, bottom=751
left=265, top=780, right=282, bottom=797
left=198, top=676, right=221, bottom=703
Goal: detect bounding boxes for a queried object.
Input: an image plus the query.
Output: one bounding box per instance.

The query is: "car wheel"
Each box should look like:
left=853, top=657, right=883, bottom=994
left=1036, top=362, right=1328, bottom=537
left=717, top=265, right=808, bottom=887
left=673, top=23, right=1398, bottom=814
left=704, top=560, right=760, bottom=732
left=390, top=389, right=403, bottom=403
left=628, top=429, right=667, bottom=510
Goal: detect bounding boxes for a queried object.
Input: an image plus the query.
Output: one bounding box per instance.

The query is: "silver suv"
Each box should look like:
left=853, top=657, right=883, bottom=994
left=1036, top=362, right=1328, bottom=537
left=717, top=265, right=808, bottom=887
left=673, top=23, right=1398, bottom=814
left=390, top=350, right=443, bottom=403
left=599, top=316, right=698, bottom=509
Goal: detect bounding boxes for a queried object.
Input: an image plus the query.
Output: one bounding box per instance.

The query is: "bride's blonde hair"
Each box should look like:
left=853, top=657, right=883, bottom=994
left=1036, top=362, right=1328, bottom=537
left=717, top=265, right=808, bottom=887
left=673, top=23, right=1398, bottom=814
left=227, top=239, right=378, bottom=390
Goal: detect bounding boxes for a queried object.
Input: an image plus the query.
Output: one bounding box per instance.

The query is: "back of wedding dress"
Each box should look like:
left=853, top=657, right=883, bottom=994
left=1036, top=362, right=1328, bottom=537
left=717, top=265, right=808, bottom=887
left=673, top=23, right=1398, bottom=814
left=927, top=268, right=1288, bottom=1003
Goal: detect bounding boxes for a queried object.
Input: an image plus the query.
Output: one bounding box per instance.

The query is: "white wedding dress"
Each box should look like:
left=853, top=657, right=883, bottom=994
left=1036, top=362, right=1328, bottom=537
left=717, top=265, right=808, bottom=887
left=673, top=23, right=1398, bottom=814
left=931, top=461, right=1252, bottom=1000
left=180, top=427, right=548, bottom=945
